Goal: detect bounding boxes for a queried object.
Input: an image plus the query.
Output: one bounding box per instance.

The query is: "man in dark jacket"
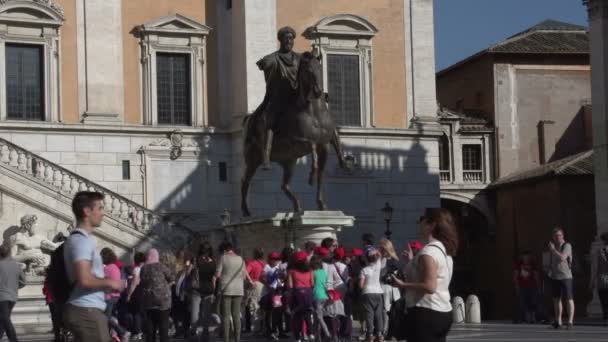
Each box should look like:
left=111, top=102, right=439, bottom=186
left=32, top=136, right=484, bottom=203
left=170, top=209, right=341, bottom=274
left=0, top=244, right=26, bottom=342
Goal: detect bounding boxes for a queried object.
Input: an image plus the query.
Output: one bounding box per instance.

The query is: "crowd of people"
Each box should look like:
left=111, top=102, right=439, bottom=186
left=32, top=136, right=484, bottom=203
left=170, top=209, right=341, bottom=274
left=0, top=191, right=460, bottom=342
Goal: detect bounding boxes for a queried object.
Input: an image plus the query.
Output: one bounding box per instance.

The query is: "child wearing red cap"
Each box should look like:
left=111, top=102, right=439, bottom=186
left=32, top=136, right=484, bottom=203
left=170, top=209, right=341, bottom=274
left=311, top=256, right=331, bottom=339
left=262, top=252, right=284, bottom=339
left=288, top=252, right=315, bottom=342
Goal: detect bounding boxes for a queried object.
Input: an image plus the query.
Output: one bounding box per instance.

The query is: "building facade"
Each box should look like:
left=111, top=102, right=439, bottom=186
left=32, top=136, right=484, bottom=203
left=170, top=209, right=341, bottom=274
left=435, top=20, right=593, bottom=318
left=0, top=0, right=443, bottom=253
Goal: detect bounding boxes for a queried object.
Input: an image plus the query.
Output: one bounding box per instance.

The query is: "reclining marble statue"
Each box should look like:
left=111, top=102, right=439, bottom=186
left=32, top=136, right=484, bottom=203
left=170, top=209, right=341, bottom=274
left=241, top=26, right=345, bottom=217
left=7, top=214, right=58, bottom=275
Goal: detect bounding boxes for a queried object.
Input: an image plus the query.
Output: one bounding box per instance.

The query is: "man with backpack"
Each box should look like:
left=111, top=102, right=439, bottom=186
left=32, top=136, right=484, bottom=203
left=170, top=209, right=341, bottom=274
left=547, top=227, right=574, bottom=330
left=58, top=191, right=125, bottom=342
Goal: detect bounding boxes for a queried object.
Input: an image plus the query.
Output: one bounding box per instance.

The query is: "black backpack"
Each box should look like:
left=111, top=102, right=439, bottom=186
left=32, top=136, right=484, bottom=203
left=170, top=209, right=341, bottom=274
left=48, top=230, right=84, bottom=306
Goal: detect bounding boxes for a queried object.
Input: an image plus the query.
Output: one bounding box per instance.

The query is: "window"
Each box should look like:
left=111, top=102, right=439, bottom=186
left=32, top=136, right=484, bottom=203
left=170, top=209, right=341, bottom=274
left=0, top=1, right=62, bottom=122
left=156, top=53, right=191, bottom=126
left=307, top=14, right=377, bottom=128
left=6, top=44, right=44, bottom=121
left=122, top=160, right=131, bottom=180
left=439, top=134, right=450, bottom=170
left=462, top=145, right=482, bottom=171
left=139, top=14, right=210, bottom=127
left=219, top=162, right=227, bottom=182
left=328, top=54, right=361, bottom=126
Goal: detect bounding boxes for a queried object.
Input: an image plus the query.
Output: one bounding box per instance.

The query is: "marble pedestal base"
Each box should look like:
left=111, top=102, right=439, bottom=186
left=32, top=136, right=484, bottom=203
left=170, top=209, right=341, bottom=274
left=220, top=211, right=355, bottom=255
left=13, top=276, right=52, bottom=334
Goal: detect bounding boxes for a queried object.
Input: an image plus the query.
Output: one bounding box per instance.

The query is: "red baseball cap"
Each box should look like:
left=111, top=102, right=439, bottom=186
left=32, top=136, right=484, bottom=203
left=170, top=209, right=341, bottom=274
left=334, top=247, right=346, bottom=260
left=315, top=247, right=330, bottom=258
left=269, top=252, right=282, bottom=260
left=409, top=241, right=424, bottom=251
left=350, top=248, right=364, bottom=257
left=294, top=251, right=308, bottom=262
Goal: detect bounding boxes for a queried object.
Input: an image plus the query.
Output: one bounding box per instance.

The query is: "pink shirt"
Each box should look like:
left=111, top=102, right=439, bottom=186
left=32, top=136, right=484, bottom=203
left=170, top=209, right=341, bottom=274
left=104, top=263, right=122, bottom=298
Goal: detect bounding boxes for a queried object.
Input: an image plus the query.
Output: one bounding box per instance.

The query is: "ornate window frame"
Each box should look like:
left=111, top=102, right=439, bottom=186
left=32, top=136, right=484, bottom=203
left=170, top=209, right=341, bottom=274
left=306, top=14, right=377, bottom=128
left=138, top=14, right=211, bottom=127
left=0, top=0, right=63, bottom=122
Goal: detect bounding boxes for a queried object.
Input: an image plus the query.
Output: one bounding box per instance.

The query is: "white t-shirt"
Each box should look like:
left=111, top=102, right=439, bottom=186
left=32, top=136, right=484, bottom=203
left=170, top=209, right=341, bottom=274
left=411, top=240, right=453, bottom=312
left=323, top=262, right=344, bottom=290
left=262, top=264, right=281, bottom=296
left=360, top=260, right=383, bottom=294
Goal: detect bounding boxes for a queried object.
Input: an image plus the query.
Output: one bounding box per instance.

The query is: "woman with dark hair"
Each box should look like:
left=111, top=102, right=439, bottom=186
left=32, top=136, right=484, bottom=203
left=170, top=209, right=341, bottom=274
left=321, top=238, right=338, bottom=254
left=392, top=208, right=458, bottom=342
left=127, top=251, right=147, bottom=340
left=101, top=247, right=130, bottom=342
left=140, top=248, right=175, bottom=342
left=193, top=242, right=217, bottom=338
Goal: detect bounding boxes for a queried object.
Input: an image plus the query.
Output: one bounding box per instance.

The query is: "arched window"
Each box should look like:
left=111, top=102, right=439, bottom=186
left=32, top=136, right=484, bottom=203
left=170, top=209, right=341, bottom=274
left=0, top=0, right=63, bottom=122
left=138, top=14, right=211, bottom=127
left=306, top=14, right=377, bottom=128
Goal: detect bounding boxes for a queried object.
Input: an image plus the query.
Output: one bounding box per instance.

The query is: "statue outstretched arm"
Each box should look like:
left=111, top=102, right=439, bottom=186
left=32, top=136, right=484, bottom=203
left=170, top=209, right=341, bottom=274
left=40, top=239, right=58, bottom=252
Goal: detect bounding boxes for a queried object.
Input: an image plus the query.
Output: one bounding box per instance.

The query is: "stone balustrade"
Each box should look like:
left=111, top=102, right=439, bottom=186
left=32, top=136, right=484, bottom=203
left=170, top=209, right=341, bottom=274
left=0, top=137, right=167, bottom=235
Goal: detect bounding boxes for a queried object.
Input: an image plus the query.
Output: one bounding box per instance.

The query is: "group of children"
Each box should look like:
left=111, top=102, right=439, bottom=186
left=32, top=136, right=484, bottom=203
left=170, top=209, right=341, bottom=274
left=245, top=236, right=409, bottom=342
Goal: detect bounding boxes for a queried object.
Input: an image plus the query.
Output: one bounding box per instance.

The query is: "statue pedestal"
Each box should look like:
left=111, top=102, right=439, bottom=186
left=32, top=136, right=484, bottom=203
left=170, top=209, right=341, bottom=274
left=14, top=276, right=52, bottom=334
left=221, top=211, right=355, bottom=255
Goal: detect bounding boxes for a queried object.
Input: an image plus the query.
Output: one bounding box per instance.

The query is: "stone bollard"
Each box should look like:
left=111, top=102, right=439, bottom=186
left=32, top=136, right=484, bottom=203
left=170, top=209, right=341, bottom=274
left=451, top=296, right=466, bottom=324
left=465, top=294, right=482, bottom=324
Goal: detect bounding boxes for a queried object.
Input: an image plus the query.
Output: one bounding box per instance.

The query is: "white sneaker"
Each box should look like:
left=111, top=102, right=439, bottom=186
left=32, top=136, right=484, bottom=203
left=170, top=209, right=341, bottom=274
left=121, top=331, right=131, bottom=342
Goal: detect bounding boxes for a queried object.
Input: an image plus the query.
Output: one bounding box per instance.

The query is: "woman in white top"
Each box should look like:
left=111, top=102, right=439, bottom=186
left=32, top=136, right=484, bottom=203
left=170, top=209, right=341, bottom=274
left=392, top=208, right=458, bottom=342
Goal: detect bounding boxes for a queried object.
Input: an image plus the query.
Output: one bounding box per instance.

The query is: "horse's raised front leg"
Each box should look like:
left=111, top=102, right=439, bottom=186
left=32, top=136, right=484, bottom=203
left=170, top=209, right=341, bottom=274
left=241, top=161, right=260, bottom=217
left=308, top=143, right=318, bottom=186
left=316, top=144, right=328, bottom=211
left=281, top=160, right=302, bottom=214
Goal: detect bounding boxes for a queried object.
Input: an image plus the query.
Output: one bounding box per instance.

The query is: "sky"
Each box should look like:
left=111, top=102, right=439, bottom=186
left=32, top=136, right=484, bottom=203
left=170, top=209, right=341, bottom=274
left=434, top=0, right=589, bottom=71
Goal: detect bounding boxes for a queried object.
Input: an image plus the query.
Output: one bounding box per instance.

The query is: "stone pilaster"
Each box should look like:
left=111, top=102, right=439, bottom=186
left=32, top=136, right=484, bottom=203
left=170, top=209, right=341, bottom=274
left=584, top=0, right=608, bottom=317
left=77, top=0, right=124, bottom=123
left=230, top=0, right=277, bottom=123
left=405, top=0, right=439, bottom=129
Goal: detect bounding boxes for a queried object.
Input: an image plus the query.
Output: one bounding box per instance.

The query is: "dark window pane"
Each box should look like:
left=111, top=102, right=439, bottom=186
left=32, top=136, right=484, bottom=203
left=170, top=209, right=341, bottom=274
left=122, top=160, right=130, bottom=180
left=6, top=44, right=44, bottom=120
left=219, top=162, right=227, bottom=182
left=156, top=53, right=191, bottom=125
left=439, top=134, right=450, bottom=170
left=327, top=54, right=361, bottom=126
left=462, top=145, right=482, bottom=170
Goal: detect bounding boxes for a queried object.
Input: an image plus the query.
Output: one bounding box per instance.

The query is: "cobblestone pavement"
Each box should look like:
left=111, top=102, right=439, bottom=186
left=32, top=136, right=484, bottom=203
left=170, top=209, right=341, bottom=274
left=13, top=323, right=608, bottom=342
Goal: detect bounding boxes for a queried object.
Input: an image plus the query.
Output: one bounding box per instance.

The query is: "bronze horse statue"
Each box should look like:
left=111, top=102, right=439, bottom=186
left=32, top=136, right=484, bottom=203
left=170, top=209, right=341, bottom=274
left=241, top=52, right=345, bottom=217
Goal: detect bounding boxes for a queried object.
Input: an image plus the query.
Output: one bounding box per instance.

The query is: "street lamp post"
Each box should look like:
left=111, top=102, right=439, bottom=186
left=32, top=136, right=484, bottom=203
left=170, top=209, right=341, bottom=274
left=381, top=202, right=394, bottom=240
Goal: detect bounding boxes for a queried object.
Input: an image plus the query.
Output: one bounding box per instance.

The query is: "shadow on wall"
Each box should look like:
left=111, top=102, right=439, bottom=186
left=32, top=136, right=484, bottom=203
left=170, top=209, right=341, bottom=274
left=134, top=129, right=437, bottom=252
left=550, top=105, right=593, bottom=162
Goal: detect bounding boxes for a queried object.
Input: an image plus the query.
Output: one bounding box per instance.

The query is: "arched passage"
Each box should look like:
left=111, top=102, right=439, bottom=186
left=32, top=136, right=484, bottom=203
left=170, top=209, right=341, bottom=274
left=440, top=193, right=498, bottom=319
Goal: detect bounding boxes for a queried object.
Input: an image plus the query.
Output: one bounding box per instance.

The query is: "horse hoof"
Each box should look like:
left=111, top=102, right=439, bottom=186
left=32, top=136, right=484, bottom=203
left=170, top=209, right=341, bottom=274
left=262, top=163, right=271, bottom=171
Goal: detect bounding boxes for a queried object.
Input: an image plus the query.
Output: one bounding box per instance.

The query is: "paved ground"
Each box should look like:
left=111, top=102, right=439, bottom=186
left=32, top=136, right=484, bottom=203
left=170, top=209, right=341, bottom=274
left=449, top=323, right=608, bottom=341
left=12, top=323, right=608, bottom=342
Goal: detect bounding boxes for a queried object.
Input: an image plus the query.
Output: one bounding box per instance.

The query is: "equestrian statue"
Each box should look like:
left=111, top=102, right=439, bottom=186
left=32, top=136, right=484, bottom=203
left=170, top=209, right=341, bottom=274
left=241, top=26, right=345, bottom=217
